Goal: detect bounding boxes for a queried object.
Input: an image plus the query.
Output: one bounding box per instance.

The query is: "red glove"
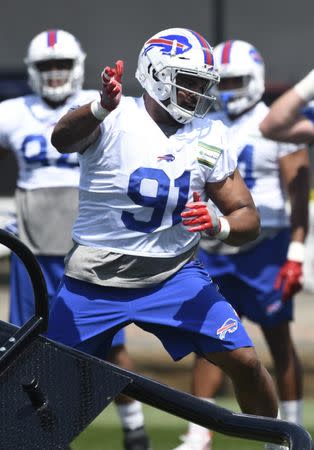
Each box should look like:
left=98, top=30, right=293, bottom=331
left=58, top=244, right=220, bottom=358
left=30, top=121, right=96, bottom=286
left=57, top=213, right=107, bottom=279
left=181, top=192, right=222, bottom=235
left=274, top=260, right=303, bottom=303
left=100, top=60, right=124, bottom=112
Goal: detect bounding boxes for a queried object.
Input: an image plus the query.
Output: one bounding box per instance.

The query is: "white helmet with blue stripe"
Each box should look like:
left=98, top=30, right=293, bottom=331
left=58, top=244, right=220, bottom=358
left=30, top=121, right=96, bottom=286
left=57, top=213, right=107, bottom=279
left=136, top=27, right=220, bottom=123
left=214, top=40, right=265, bottom=115
left=25, top=29, right=86, bottom=102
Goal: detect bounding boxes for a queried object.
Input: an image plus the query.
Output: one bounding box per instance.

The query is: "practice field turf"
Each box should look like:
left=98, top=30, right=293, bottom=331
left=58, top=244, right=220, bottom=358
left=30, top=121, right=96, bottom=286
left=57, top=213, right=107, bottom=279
left=72, top=398, right=314, bottom=450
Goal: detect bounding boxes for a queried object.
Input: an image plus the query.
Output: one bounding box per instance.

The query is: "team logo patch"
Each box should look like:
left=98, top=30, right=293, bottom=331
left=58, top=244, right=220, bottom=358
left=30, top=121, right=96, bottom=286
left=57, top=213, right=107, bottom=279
left=197, top=142, right=222, bottom=169
left=217, top=318, right=238, bottom=340
left=144, top=34, right=192, bottom=56
left=157, top=154, right=175, bottom=162
left=266, top=300, right=282, bottom=315
left=249, top=47, right=263, bottom=65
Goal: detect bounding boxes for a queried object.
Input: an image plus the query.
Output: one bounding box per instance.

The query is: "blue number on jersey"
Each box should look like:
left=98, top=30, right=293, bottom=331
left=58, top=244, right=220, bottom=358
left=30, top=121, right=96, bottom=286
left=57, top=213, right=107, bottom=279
left=21, top=134, right=78, bottom=167
left=122, top=167, right=190, bottom=233
left=238, top=144, right=255, bottom=189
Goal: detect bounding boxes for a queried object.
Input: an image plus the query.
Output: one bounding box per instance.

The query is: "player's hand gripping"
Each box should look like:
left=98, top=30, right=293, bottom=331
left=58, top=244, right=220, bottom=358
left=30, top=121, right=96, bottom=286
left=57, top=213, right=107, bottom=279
left=100, top=60, right=124, bottom=112
left=181, top=192, right=226, bottom=237
left=274, top=258, right=303, bottom=303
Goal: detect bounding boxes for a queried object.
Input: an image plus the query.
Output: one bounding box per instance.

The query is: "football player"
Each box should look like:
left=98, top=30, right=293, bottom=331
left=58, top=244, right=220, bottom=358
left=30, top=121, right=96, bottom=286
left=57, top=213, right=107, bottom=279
left=173, top=40, right=310, bottom=450
left=0, top=29, right=150, bottom=450
left=260, top=69, right=314, bottom=143
left=48, top=26, right=279, bottom=447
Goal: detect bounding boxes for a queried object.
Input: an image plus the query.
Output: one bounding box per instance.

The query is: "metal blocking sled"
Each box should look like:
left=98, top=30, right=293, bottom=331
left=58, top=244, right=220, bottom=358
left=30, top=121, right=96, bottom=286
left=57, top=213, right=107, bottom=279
left=0, top=229, right=312, bottom=450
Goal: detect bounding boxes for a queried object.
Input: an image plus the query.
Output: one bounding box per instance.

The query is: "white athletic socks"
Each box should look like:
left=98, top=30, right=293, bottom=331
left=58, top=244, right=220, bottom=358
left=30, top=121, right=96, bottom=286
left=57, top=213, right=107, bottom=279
left=186, top=398, right=215, bottom=438
left=279, top=400, right=303, bottom=425
left=264, top=444, right=289, bottom=450
left=116, top=400, right=145, bottom=431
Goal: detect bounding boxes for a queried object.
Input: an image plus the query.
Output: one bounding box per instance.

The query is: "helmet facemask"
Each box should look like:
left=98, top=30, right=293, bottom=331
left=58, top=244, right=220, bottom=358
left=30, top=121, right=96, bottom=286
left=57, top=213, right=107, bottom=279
left=216, top=74, right=256, bottom=116
left=161, top=69, right=218, bottom=123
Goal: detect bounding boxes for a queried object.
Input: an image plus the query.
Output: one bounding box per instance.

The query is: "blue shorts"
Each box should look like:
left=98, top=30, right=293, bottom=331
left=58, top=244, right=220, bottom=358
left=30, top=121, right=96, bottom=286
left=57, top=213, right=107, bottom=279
left=198, top=229, right=293, bottom=329
left=9, top=252, right=65, bottom=326
left=9, top=252, right=125, bottom=346
left=47, top=261, right=253, bottom=361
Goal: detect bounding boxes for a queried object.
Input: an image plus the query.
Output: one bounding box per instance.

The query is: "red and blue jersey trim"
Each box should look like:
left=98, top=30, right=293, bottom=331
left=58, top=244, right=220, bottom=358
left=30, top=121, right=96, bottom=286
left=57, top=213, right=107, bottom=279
left=190, top=30, right=214, bottom=66
left=47, top=30, right=57, bottom=47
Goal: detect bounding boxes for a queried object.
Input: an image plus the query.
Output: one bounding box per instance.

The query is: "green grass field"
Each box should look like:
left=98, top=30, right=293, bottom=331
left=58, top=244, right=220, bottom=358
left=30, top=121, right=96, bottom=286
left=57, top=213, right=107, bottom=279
left=71, top=398, right=314, bottom=450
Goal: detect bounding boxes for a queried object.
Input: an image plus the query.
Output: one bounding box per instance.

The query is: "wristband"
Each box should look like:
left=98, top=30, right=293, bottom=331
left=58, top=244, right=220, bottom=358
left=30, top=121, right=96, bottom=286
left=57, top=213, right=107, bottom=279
left=90, top=99, right=109, bottom=121
left=287, top=241, right=305, bottom=263
left=294, top=69, right=314, bottom=102
left=216, top=217, right=230, bottom=241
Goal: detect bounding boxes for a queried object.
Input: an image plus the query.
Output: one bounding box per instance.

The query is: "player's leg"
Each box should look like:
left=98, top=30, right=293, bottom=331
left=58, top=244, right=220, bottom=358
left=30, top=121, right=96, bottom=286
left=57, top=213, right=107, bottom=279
left=131, top=261, right=278, bottom=420
left=204, top=346, right=277, bottom=416
left=132, top=261, right=279, bottom=449
left=172, top=268, right=247, bottom=450
left=262, top=321, right=303, bottom=424
left=173, top=356, right=223, bottom=450
left=206, top=347, right=284, bottom=450
left=47, top=276, right=151, bottom=450
left=108, top=331, right=151, bottom=450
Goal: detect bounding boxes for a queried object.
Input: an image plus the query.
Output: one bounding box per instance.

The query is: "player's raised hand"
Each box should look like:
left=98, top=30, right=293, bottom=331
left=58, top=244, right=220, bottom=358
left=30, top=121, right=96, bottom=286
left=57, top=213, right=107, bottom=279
left=181, top=191, right=222, bottom=235
left=100, top=60, right=124, bottom=112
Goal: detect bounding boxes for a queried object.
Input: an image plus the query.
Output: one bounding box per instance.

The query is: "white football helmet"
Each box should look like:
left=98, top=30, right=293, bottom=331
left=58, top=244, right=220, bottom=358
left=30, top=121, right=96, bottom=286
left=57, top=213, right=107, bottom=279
left=25, top=29, right=86, bottom=102
left=136, top=28, right=220, bottom=124
left=214, top=40, right=265, bottom=115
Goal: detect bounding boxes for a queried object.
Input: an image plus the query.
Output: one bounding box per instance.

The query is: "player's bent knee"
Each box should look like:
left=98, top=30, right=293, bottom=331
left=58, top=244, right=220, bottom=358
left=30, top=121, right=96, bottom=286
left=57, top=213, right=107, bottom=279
left=205, top=347, right=264, bottom=380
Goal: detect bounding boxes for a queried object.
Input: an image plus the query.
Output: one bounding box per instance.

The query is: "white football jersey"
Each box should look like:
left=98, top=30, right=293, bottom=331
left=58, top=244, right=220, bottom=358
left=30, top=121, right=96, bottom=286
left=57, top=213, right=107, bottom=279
left=208, top=102, right=302, bottom=228
left=0, top=90, right=98, bottom=189
left=73, top=96, right=238, bottom=257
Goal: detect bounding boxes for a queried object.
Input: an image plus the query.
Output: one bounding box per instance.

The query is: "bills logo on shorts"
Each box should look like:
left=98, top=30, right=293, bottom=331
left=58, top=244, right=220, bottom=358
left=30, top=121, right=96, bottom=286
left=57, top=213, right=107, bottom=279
left=266, top=299, right=282, bottom=315
left=217, top=318, right=238, bottom=340
left=144, top=35, right=192, bottom=56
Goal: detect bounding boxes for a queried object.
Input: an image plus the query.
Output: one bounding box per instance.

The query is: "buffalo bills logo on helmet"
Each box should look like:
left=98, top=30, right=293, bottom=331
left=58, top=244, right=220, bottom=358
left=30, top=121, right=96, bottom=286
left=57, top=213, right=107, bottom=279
left=216, top=318, right=238, bottom=340
left=249, top=47, right=263, bottom=65
left=157, top=154, right=175, bottom=162
left=144, top=34, right=192, bottom=56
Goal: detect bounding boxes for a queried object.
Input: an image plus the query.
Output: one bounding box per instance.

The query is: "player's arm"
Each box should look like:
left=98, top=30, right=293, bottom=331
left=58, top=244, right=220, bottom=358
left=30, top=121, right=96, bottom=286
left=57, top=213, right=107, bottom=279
left=260, top=69, right=314, bottom=143
left=274, top=147, right=310, bottom=301
left=51, top=60, right=124, bottom=154
left=181, top=168, right=260, bottom=246
left=281, top=147, right=310, bottom=243
left=51, top=103, right=102, bottom=154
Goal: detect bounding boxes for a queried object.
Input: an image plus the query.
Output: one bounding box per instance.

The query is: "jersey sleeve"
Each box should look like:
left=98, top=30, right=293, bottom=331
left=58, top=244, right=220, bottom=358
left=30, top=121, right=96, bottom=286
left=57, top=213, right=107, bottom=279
left=197, top=120, right=238, bottom=183
left=277, top=140, right=304, bottom=159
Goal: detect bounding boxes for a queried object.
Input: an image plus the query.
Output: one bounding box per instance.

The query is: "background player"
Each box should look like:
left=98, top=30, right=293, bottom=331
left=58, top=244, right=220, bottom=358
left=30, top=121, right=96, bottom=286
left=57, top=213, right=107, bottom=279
left=48, top=27, right=279, bottom=448
left=0, top=29, right=150, bottom=450
left=173, top=40, right=310, bottom=450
